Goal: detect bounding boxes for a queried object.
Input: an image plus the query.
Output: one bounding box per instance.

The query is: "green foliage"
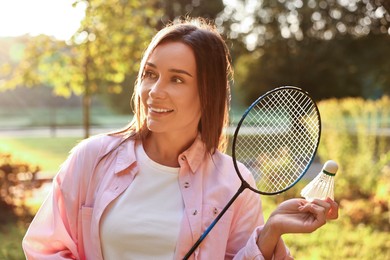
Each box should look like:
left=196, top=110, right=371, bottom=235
left=224, top=0, right=390, bottom=104
left=283, top=219, right=390, bottom=259
left=263, top=192, right=390, bottom=259
left=261, top=194, right=390, bottom=259
left=1, top=0, right=225, bottom=116
left=318, top=97, right=390, bottom=196
left=2, top=0, right=162, bottom=97
left=318, top=96, right=390, bottom=231
left=157, top=0, right=224, bottom=28
left=221, top=0, right=389, bottom=47
left=233, top=34, right=390, bottom=104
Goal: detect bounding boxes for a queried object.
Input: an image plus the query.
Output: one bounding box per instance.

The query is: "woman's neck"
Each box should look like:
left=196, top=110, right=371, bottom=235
left=143, top=132, right=197, bottom=167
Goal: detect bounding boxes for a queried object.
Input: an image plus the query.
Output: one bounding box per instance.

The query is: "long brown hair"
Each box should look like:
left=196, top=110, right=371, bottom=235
left=112, top=17, right=232, bottom=154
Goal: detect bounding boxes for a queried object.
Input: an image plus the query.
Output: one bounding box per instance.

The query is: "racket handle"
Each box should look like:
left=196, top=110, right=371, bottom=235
left=182, top=183, right=247, bottom=259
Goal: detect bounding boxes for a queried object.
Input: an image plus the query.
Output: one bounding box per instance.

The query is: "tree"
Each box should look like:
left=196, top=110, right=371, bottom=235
left=1, top=0, right=225, bottom=137
left=69, top=0, right=163, bottom=136
left=1, top=0, right=160, bottom=137
left=218, top=0, right=390, bottom=104
left=157, top=0, right=224, bottom=28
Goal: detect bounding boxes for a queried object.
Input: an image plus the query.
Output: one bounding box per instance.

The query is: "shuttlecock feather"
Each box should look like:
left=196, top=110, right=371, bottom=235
left=301, top=160, right=338, bottom=201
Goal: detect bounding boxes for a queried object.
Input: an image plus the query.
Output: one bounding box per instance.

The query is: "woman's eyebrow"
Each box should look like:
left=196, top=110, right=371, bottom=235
left=169, top=68, right=193, bottom=78
left=145, top=62, right=193, bottom=77
left=145, top=62, right=157, bottom=68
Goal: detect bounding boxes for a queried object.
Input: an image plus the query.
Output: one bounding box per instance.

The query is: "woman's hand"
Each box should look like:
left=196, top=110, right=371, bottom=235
left=257, top=198, right=339, bottom=259
left=268, top=197, right=339, bottom=235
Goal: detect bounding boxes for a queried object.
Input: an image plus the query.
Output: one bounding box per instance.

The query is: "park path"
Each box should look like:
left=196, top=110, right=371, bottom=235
left=0, top=126, right=119, bottom=138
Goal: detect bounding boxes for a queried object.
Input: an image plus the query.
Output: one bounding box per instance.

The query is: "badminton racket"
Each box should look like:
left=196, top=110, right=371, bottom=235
left=183, top=86, right=321, bottom=259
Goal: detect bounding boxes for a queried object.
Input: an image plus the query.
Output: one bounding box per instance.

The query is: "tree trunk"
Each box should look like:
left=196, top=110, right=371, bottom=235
left=83, top=41, right=91, bottom=139
left=82, top=92, right=90, bottom=139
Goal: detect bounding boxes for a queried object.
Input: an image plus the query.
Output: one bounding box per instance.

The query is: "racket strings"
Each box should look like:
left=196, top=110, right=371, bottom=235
left=235, top=88, right=320, bottom=194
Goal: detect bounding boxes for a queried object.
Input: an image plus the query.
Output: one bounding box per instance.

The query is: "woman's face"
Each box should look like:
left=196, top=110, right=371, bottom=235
left=140, top=41, right=201, bottom=137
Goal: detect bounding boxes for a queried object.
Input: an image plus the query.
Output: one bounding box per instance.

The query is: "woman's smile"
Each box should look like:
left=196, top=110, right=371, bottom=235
left=148, top=105, right=174, bottom=115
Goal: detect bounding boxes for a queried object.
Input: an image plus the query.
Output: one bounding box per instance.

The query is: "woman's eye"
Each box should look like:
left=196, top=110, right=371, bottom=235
left=172, top=77, right=183, bottom=84
left=143, top=71, right=157, bottom=80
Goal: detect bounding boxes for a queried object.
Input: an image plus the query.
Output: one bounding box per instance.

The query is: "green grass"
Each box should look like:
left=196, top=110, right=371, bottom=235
left=0, top=223, right=27, bottom=260
left=0, top=224, right=26, bottom=260
left=0, top=106, right=132, bottom=128
left=0, top=137, right=81, bottom=177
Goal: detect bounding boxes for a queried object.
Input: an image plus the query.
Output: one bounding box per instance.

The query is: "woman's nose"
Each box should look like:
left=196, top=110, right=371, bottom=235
left=149, top=80, right=167, bottom=99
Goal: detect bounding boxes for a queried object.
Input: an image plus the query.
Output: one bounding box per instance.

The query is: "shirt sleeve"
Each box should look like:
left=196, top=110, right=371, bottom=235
left=22, top=176, right=79, bottom=259
left=22, top=137, right=102, bottom=259
left=229, top=164, right=294, bottom=260
left=233, top=226, right=294, bottom=260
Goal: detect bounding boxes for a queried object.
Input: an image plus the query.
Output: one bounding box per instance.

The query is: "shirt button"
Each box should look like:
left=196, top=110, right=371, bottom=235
left=193, top=210, right=198, bottom=215
left=184, top=182, right=190, bottom=188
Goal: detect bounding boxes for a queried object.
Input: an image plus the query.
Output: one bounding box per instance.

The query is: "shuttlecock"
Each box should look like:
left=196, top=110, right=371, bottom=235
left=301, top=160, right=338, bottom=201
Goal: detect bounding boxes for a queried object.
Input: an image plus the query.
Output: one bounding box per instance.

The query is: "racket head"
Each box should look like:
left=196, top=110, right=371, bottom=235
left=232, top=86, right=321, bottom=195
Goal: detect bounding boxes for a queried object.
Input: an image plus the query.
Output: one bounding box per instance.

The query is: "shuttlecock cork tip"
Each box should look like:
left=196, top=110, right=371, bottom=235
left=323, top=160, right=338, bottom=175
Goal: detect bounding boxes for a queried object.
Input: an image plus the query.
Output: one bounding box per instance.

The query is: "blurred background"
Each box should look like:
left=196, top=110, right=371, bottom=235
left=0, top=0, right=389, bottom=259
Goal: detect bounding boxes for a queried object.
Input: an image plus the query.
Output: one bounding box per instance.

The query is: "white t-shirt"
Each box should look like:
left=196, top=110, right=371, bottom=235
left=100, top=142, right=184, bottom=260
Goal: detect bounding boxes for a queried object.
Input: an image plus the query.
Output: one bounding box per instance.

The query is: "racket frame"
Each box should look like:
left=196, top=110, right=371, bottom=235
left=232, top=86, right=322, bottom=195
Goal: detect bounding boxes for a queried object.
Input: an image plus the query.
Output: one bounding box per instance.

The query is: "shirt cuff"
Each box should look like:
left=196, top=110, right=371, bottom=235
left=235, top=226, right=294, bottom=260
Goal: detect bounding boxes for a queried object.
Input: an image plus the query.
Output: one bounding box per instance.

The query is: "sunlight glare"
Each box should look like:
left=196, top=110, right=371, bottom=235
left=0, top=0, right=86, bottom=40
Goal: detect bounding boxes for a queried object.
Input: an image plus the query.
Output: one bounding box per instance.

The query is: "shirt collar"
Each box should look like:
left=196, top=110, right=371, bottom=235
left=112, top=134, right=208, bottom=175
left=114, top=137, right=137, bottom=175
left=178, top=134, right=207, bottom=173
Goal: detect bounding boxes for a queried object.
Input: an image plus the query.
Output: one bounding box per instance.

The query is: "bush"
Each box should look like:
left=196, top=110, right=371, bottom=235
left=0, top=153, right=40, bottom=224
left=317, top=96, right=390, bottom=231
left=262, top=195, right=390, bottom=259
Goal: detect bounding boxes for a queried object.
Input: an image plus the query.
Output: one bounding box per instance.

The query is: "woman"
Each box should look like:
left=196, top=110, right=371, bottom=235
left=23, top=17, right=338, bottom=260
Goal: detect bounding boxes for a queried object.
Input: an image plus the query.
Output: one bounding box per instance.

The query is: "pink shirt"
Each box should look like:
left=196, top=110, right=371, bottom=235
left=23, top=134, right=293, bottom=260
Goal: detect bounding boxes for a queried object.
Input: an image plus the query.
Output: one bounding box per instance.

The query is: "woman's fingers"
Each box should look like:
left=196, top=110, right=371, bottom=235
left=299, top=202, right=327, bottom=226
left=299, top=199, right=328, bottom=213
left=325, top=197, right=339, bottom=219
